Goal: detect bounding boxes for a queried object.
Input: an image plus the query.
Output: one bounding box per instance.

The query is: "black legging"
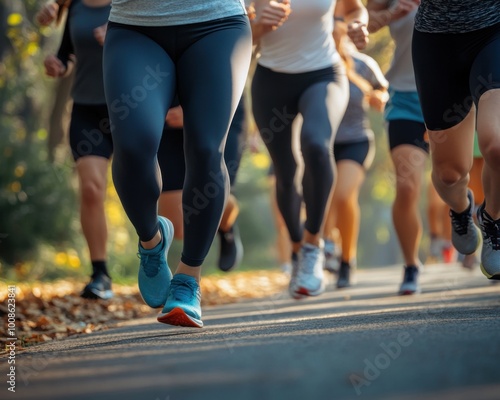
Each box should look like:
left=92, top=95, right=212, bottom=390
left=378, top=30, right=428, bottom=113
left=252, top=64, right=348, bottom=243
left=103, top=16, right=251, bottom=266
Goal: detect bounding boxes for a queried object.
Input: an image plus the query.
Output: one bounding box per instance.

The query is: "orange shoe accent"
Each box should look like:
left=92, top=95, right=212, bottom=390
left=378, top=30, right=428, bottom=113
left=442, top=246, right=456, bottom=263
left=157, top=308, right=203, bottom=328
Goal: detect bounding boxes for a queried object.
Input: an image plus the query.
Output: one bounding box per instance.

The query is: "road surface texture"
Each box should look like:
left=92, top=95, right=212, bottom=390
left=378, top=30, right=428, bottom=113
left=7, top=263, right=500, bottom=400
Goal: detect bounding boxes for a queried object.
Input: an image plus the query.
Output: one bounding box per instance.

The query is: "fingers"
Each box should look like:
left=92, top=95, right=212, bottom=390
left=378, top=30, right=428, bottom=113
left=44, top=55, right=65, bottom=77
left=260, top=0, right=292, bottom=31
left=347, top=22, right=369, bottom=50
left=36, top=3, right=58, bottom=26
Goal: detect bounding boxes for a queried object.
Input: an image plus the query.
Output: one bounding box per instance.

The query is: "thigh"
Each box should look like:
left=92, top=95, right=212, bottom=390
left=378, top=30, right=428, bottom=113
left=69, top=104, right=113, bottom=161
left=176, top=16, right=252, bottom=154
left=298, top=73, right=349, bottom=145
left=387, top=119, right=428, bottom=152
left=103, top=23, right=176, bottom=150
left=413, top=29, right=472, bottom=131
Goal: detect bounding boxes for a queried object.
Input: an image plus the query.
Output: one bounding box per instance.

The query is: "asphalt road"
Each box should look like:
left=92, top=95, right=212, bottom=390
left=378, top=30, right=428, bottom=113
left=6, top=263, right=500, bottom=400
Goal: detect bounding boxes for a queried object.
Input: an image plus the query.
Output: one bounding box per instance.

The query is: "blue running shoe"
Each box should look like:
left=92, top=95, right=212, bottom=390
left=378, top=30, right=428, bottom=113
left=137, top=216, right=174, bottom=308
left=398, top=265, right=420, bottom=295
left=157, top=274, right=203, bottom=328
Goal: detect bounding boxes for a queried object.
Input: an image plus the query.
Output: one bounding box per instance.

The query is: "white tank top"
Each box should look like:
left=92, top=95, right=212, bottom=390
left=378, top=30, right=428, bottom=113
left=257, top=0, right=340, bottom=73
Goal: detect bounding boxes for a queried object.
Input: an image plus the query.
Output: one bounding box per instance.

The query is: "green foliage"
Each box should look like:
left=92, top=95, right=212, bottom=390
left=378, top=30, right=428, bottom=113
left=0, top=1, right=79, bottom=276
left=0, top=119, right=79, bottom=267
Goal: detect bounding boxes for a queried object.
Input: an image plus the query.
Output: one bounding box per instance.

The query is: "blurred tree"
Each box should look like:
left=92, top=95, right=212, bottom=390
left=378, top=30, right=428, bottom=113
left=0, top=0, right=79, bottom=276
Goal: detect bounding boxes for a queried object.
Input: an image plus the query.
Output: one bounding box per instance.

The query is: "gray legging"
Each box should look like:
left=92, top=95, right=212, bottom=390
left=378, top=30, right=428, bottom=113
left=103, top=16, right=251, bottom=266
left=252, top=64, right=348, bottom=243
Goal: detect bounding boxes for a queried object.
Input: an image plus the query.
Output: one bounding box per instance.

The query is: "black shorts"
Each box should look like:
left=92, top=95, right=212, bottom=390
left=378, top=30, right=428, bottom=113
left=69, top=103, right=113, bottom=161
left=158, top=97, right=246, bottom=192
left=333, top=139, right=375, bottom=170
left=387, top=119, right=429, bottom=153
left=413, top=22, right=500, bottom=130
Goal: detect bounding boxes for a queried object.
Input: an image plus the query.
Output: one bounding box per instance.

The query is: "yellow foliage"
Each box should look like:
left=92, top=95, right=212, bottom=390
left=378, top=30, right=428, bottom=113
left=7, top=13, right=23, bottom=26
left=250, top=153, right=271, bottom=170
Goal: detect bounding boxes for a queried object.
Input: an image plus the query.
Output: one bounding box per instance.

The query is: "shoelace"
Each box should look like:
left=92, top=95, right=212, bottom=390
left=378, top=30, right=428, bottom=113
left=170, top=279, right=198, bottom=302
left=302, top=247, right=320, bottom=274
left=481, top=215, right=500, bottom=250
left=137, top=252, right=161, bottom=277
left=449, top=209, right=471, bottom=235
left=404, top=266, right=418, bottom=282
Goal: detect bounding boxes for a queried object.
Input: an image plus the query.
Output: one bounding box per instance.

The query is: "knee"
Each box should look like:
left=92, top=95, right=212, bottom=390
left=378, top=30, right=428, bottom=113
left=432, top=166, right=468, bottom=187
left=395, top=180, right=420, bottom=203
left=301, top=138, right=330, bottom=162
left=480, top=139, right=500, bottom=169
left=80, top=179, right=105, bottom=206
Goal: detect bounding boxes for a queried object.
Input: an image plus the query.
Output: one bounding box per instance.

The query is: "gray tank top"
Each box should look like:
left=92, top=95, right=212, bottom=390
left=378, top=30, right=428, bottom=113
left=415, top=0, right=500, bottom=33
left=335, top=52, right=388, bottom=144
left=109, top=0, right=246, bottom=26
left=385, top=8, right=417, bottom=92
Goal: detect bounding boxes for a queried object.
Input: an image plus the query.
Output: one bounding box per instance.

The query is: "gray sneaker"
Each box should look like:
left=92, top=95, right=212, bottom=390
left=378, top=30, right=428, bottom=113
left=295, top=243, right=325, bottom=297
left=477, top=203, right=500, bottom=280
left=449, top=189, right=480, bottom=255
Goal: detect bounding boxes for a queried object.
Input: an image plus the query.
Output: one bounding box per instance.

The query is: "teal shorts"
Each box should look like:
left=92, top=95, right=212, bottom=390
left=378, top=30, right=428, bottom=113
left=384, top=90, right=424, bottom=123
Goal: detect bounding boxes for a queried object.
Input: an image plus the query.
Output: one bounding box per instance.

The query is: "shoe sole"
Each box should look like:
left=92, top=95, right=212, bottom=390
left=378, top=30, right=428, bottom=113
left=295, top=284, right=325, bottom=297
left=398, top=288, right=421, bottom=295
left=480, top=264, right=500, bottom=280
left=81, top=289, right=113, bottom=300
left=157, top=307, right=203, bottom=328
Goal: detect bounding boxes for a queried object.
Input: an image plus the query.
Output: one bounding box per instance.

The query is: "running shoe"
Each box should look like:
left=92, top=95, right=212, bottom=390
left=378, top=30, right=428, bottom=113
left=217, top=223, right=243, bottom=272
left=428, top=235, right=443, bottom=262
left=324, top=239, right=341, bottom=273
left=288, top=252, right=305, bottom=299
left=398, top=265, right=420, bottom=295
left=449, top=189, right=480, bottom=255
left=157, top=274, right=203, bottom=328
left=294, top=243, right=325, bottom=297
left=81, top=272, right=113, bottom=300
left=336, top=261, right=351, bottom=289
left=137, top=216, right=174, bottom=308
left=477, top=202, right=500, bottom=280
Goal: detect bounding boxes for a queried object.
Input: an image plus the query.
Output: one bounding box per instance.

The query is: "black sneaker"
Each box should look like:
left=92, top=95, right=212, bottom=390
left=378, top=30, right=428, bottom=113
left=449, top=189, right=480, bottom=255
left=81, top=272, right=113, bottom=300
left=336, top=261, right=351, bottom=288
left=217, top=223, right=243, bottom=272
left=398, top=265, right=420, bottom=295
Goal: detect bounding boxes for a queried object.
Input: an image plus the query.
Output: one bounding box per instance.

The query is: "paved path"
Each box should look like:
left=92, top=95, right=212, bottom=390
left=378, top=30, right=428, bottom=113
left=6, top=263, right=500, bottom=400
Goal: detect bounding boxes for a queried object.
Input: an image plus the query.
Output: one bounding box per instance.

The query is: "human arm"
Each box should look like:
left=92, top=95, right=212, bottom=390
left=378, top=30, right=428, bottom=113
left=249, top=0, right=292, bottom=43
left=93, top=23, right=108, bottom=46
left=366, top=0, right=420, bottom=33
left=36, top=1, right=59, bottom=26
left=165, top=106, right=184, bottom=129
left=337, top=0, right=370, bottom=50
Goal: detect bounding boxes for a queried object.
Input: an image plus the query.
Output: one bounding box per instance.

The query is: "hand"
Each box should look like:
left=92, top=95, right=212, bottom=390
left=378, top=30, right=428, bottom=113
left=347, top=21, right=369, bottom=50
left=94, top=23, right=108, bottom=46
left=36, top=2, right=59, bottom=26
left=165, top=106, right=184, bottom=128
left=44, top=55, right=66, bottom=77
left=368, top=89, right=389, bottom=112
left=388, top=0, right=420, bottom=21
left=256, top=0, right=292, bottom=33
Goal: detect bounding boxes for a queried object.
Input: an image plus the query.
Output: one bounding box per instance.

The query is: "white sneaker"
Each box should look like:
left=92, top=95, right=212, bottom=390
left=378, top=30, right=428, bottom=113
left=324, top=239, right=340, bottom=273
left=295, top=243, right=325, bottom=297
